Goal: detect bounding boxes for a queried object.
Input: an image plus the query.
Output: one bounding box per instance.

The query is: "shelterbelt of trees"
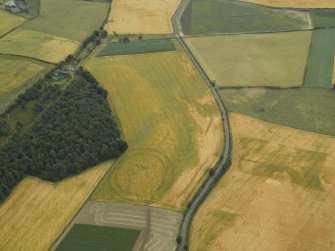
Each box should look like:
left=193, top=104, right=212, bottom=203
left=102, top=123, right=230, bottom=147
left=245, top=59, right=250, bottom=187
left=0, top=70, right=127, bottom=202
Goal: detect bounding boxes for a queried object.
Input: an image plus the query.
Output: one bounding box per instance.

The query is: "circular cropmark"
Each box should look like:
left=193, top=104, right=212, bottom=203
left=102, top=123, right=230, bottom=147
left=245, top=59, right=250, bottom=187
left=114, top=149, right=167, bottom=200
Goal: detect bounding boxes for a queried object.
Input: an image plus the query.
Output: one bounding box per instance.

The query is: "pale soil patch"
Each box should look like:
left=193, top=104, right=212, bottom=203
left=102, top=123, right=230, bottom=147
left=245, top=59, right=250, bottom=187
left=190, top=113, right=335, bottom=251
left=0, top=161, right=112, bottom=251
left=105, top=0, right=181, bottom=34
left=241, top=0, right=335, bottom=8
left=185, top=31, right=312, bottom=87
left=87, top=44, right=223, bottom=211
left=0, top=28, right=79, bottom=63
left=51, top=201, right=182, bottom=251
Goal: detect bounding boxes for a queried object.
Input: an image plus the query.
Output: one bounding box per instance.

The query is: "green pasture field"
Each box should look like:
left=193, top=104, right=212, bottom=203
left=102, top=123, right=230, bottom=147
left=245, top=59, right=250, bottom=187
left=185, top=31, right=311, bottom=87
left=187, top=0, right=310, bottom=35
left=22, top=0, right=109, bottom=41
left=310, top=9, right=335, bottom=28
left=305, top=28, right=335, bottom=88
left=0, top=9, right=26, bottom=37
left=97, top=39, right=176, bottom=56
left=219, top=87, right=335, bottom=136
left=56, top=224, right=140, bottom=251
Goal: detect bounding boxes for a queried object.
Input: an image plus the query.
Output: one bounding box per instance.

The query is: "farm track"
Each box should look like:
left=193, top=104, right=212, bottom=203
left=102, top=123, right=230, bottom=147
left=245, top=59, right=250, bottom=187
left=172, top=0, right=232, bottom=249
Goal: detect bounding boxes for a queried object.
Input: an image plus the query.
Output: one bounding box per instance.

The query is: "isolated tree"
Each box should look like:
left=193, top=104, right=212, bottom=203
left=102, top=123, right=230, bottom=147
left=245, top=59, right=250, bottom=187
left=123, top=36, right=130, bottom=43
left=101, top=30, right=108, bottom=39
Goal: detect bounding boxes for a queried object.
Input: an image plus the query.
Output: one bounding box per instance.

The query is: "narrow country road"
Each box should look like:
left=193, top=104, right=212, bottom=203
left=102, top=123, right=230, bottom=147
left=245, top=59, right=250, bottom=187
left=171, top=0, right=232, bottom=249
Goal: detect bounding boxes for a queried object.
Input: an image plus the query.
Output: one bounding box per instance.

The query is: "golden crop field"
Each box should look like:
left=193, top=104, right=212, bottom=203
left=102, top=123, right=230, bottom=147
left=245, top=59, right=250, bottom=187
left=105, top=0, right=181, bottom=34
left=0, top=56, right=46, bottom=112
left=86, top=44, right=223, bottom=211
left=190, top=113, right=335, bottom=251
left=0, top=161, right=112, bottom=251
left=185, top=31, right=311, bottom=87
left=241, top=0, right=335, bottom=8
left=0, top=9, right=26, bottom=37
left=0, top=28, right=79, bottom=63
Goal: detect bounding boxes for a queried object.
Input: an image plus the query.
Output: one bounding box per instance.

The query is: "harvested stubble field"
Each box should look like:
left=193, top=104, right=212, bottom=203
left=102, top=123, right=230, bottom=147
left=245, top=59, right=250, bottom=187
left=219, top=87, right=335, bottom=136
left=22, top=0, right=109, bottom=41
left=188, top=0, right=310, bottom=35
left=241, top=0, right=335, bottom=8
left=305, top=28, right=335, bottom=88
left=56, top=224, right=140, bottom=251
left=53, top=201, right=182, bottom=251
left=0, top=9, right=26, bottom=37
left=105, top=0, right=181, bottom=34
left=185, top=31, right=311, bottom=87
left=86, top=43, right=223, bottom=211
left=190, top=113, right=335, bottom=251
left=97, top=39, right=176, bottom=56
left=0, top=161, right=112, bottom=251
left=0, top=28, right=79, bottom=63
left=0, top=56, right=46, bottom=113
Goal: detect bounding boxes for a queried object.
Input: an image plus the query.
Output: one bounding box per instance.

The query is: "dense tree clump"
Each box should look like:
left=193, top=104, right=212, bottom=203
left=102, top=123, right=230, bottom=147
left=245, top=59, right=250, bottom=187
left=0, top=75, right=127, bottom=202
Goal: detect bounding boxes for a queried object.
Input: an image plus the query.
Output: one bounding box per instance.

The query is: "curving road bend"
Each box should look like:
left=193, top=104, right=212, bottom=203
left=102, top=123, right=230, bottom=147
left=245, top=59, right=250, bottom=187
left=171, top=0, right=232, bottom=249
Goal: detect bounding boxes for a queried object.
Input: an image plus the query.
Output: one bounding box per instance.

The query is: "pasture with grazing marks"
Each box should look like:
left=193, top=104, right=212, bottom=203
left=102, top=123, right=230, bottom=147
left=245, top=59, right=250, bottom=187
left=56, top=224, right=140, bottom=251
left=0, top=161, right=112, bottom=251
left=97, top=39, right=176, bottom=56
left=219, top=87, right=335, bottom=136
left=187, top=0, right=310, bottom=35
left=185, top=31, right=311, bottom=87
left=52, top=201, right=182, bottom=251
left=240, top=0, right=335, bottom=8
left=22, top=0, right=110, bottom=41
left=0, top=55, right=46, bottom=113
left=190, top=113, right=335, bottom=251
left=0, top=9, right=26, bottom=37
left=0, top=28, right=79, bottom=63
left=305, top=28, right=335, bottom=88
left=86, top=43, right=224, bottom=211
left=105, top=0, right=181, bottom=34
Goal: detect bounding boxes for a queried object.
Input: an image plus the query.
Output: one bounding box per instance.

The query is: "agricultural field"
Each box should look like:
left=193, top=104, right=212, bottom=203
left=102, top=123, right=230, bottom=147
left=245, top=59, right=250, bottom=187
left=219, top=88, right=335, bottom=136
left=86, top=43, right=224, bottom=211
left=184, top=0, right=310, bottom=35
left=190, top=113, right=335, bottom=251
left=0, top=9, right=26, bottom=37
left=56, top=224, right=141, bottom=251
left=0, top=28, right=79, bottom=63
left=105, top=0, right=181, bottom=34
left=0, top=161, right=112, bottom=251
left=241, top=0, right=335, bottom=8
left=310, top=9, right=335, bottom=28
left=185, top=31, right=311, bottom=87
left=0, top=55, right=46, bottom=113
left=22, top=0, right=110, bottom=41
left=97, top=39, right=176, bottom=56
left=305, top=28, right=335, bottom=88
left=52, top=201, right=182, bottom=251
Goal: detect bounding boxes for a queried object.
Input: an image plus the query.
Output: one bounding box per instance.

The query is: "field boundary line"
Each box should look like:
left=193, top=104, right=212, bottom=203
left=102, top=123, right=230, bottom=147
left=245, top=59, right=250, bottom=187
left=237, top=0, right=335, bottom=11
left=172, top=0, right=232, bottom=250
left=302, top=30, right=315, bottom=85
